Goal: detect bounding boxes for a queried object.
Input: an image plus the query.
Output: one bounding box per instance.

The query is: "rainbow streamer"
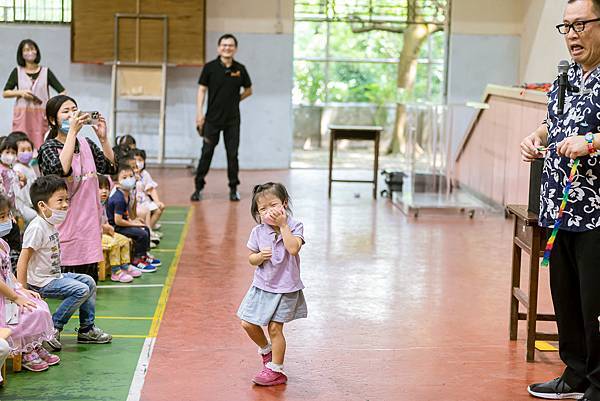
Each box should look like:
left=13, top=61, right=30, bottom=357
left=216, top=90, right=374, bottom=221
left=541, top=158, right=580, bottom=267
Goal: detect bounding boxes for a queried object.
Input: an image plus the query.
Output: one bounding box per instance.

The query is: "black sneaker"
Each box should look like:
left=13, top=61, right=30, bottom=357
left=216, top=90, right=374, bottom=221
left=528, top=377, right=586, bottom=399
left=77, top=326, right=112, bottom=344
left=190, top=190, right=203, bottom=202
left=229, top=190, right=240, bottom=202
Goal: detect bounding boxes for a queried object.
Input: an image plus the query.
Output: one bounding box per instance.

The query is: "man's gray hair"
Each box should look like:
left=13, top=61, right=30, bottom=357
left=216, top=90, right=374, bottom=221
left=568, top=0, right=600, bottom=15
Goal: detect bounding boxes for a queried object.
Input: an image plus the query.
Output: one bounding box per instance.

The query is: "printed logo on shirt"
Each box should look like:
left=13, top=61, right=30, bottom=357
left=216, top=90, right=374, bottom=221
left=49, top=232, right=61, bottom=275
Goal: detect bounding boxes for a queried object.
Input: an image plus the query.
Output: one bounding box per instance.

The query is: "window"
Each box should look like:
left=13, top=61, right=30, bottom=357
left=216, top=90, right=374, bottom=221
left=0, top=0, right=71, bottom=23
left=293, top=0, right=448, bottom=105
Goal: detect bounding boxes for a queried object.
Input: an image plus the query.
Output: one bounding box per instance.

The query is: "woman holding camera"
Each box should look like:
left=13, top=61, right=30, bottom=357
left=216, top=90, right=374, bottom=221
left=37, top=95, right=116, bottom=281
left=2, top=39, right=66, bottom=149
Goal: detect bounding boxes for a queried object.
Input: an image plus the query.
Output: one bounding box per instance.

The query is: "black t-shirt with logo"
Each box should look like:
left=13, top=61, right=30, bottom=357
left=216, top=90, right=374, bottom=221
left=198, top=57, right=252, bottom=126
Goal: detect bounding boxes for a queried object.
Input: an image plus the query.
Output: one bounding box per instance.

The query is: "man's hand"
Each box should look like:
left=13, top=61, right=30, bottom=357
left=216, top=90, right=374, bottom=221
left=196, top=115, right=205, bottom=136
left=521, top=132, right=544, bottom=162
left=557, top=136, right=591, bottom=159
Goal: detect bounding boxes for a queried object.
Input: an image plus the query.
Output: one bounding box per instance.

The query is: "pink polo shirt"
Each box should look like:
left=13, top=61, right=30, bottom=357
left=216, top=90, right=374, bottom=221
left=247, top=217, right=305, bottom=294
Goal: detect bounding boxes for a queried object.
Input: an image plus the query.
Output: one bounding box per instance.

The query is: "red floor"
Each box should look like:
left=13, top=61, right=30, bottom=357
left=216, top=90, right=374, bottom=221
left=141, top=168, right=563, bottom=401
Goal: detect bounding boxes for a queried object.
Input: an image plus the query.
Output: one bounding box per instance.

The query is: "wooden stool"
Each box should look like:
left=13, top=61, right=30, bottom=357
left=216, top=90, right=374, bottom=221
left=328, top=125, right=382, bottom=199
left=98, top=248, right=111, bottom=281
left=506, top=205, right=558, bottom=361
left=2, top=353, right=22, bottom=384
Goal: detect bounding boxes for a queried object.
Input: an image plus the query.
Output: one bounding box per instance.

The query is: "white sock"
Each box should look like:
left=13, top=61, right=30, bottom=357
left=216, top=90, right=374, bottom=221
left=258, top=343, right=272, bottom=355
left=266, top=362, right=284, bottom=373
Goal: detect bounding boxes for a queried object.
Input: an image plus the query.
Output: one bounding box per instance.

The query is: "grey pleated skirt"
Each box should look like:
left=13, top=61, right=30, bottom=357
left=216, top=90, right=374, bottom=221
left=237, top=286, right=307, bottom=326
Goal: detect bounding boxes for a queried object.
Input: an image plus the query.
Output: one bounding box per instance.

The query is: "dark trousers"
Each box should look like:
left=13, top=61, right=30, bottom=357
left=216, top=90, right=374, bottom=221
left=194, top=121, right=240, bottom=191
left=551, top=227, right=600, bottom=394
left=115, top=226, right=150, bottom=259
left=62, top=263, right=99, bottom=283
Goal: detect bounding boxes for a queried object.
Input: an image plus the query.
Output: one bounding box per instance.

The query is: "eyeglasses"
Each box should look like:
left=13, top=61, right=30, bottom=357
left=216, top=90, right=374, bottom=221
left=556, top=17, right=600, bottom=34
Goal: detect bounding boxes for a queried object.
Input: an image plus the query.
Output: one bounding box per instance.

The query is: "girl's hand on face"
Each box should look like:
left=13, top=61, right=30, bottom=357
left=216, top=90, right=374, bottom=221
left=270, top=207, right=287, bottom=227
left=92, top=115, right=108, bottom=143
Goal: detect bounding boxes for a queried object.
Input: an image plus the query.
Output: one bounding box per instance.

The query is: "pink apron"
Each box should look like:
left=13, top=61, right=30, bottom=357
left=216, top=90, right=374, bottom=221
left=12, top=66, right=49, bottom=149
left=57, top=138, right=103, bottom=266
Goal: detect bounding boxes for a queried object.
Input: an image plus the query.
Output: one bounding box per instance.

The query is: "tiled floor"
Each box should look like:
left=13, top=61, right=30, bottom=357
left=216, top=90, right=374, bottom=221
left=141, top=168, right=563, bottom=401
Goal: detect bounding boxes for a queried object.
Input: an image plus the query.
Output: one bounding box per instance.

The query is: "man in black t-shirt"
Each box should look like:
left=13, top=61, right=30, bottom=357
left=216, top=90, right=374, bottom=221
left=191, top=33, right=253, bottom=202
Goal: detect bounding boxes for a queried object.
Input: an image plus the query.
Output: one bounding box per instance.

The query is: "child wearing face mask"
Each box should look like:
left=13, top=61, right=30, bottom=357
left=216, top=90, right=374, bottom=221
left=98, top=174, right=141, bottom=282
left=132, top=149, right=165, bottom=234
left=0, top=197, right=21, bottom=275
left=17, top=175, right=112, bottom=351
left=12, top=134, right=37, bottom=224
left=0, top=192, right=60, bottom=372
left=0, top=138, right=25, bottom=208
left=237, top=182, right=307, bottom=387
left=106, top=165, right=158, bottom=272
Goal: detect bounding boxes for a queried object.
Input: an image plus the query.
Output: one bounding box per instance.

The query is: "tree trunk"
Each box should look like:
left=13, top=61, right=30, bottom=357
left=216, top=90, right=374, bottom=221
left=386, top=23, right=435, bottom=154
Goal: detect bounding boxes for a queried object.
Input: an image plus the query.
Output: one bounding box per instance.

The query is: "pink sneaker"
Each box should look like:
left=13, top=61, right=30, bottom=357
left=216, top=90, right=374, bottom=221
left=22, top=351, right=49, bottom=372
left=111, top=270, right=133, bottom=283
left=35, top=346, right=60, bottom=366
left=125, top=265, right=142, bottom=278
left=252, top=366, right=287, bottom=386
left=261, top=351, right=272, bottom=366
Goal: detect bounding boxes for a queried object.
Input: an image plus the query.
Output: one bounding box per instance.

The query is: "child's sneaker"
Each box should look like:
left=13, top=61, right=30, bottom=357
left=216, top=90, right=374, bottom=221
left=77, top=326, right=112, bottom=344
left=35, top=346, right=60, bottom=366
left=111, top=270, right=133, bottom=283
left=252, top=366, right=287, bottom=386
left=261, top=351, right=272, bottom=366
left=153, top=223, right=161, bottom=230
left=132, top=259, right=157, bottom=273
left=22, top=351, right=49, bottom=372
left=43, top=328, right=62, bottom=351
left=143, top=255, right=161, bottom=267
left=124, top=265, right=142, bottom=278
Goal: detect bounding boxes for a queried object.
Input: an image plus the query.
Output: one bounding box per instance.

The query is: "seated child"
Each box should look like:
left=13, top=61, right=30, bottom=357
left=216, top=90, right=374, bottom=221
left=98, top=175, right=141, bottom=282
left=17, top=175, right=112, bottom=350
left=0, top=194, right=59, bottom=373
left=0, top=201, right=21, bottom=274
left=106, top=165, right=158, bottom=272
left=133, top=149, right=164, bottom=235
left=12, top=134, right=37, bottom=223
left=0, top=138, right=24, bottom=208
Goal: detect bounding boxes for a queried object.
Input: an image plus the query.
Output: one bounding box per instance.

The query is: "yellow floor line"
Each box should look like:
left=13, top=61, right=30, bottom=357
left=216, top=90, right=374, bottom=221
left=148, top=208, right=193, bottom=338
left=535, top=341, right=558, bottom=351
left=70, top=316, right=153, bottom=320
left=62, top=334, right=148, bottom=339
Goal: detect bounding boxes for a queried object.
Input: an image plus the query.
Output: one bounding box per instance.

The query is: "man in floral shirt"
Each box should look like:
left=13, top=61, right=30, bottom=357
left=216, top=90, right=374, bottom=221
left=521, top=1, right=600, bottom=400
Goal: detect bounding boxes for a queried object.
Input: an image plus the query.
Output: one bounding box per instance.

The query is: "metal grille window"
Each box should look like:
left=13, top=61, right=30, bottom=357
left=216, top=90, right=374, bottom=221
left=0, top=0, right=71, bottom=23
left=293, top=0, right=449, bottom=105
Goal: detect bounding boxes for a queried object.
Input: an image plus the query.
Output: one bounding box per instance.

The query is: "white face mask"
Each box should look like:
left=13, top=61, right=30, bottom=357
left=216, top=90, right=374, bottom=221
left=119, top=177, right=137, bottom=191
left=1, top=154, right=16, bottom=166
left=41, top=203, right=67, bottom=226
left=136, top=160, right=144, bottom=170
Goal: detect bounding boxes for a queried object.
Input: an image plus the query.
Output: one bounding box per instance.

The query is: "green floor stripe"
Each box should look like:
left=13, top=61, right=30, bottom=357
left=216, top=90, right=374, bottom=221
left=1, top=206, right=190, bottom=401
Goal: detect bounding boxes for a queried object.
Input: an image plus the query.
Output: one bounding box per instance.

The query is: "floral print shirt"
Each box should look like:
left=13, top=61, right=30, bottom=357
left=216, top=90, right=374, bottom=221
left=541, top=62, right=600, bottom=231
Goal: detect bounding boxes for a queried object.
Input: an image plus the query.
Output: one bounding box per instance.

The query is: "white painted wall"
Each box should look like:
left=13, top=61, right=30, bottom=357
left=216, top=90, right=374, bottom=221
left=520, top=0, right=570, bottom=83
left=0, top=0, right=294, bottom=169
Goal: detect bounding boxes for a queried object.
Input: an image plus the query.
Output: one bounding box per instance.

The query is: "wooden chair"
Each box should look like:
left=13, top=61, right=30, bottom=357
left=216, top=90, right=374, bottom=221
left=1, top=353, right=22, bottom=384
